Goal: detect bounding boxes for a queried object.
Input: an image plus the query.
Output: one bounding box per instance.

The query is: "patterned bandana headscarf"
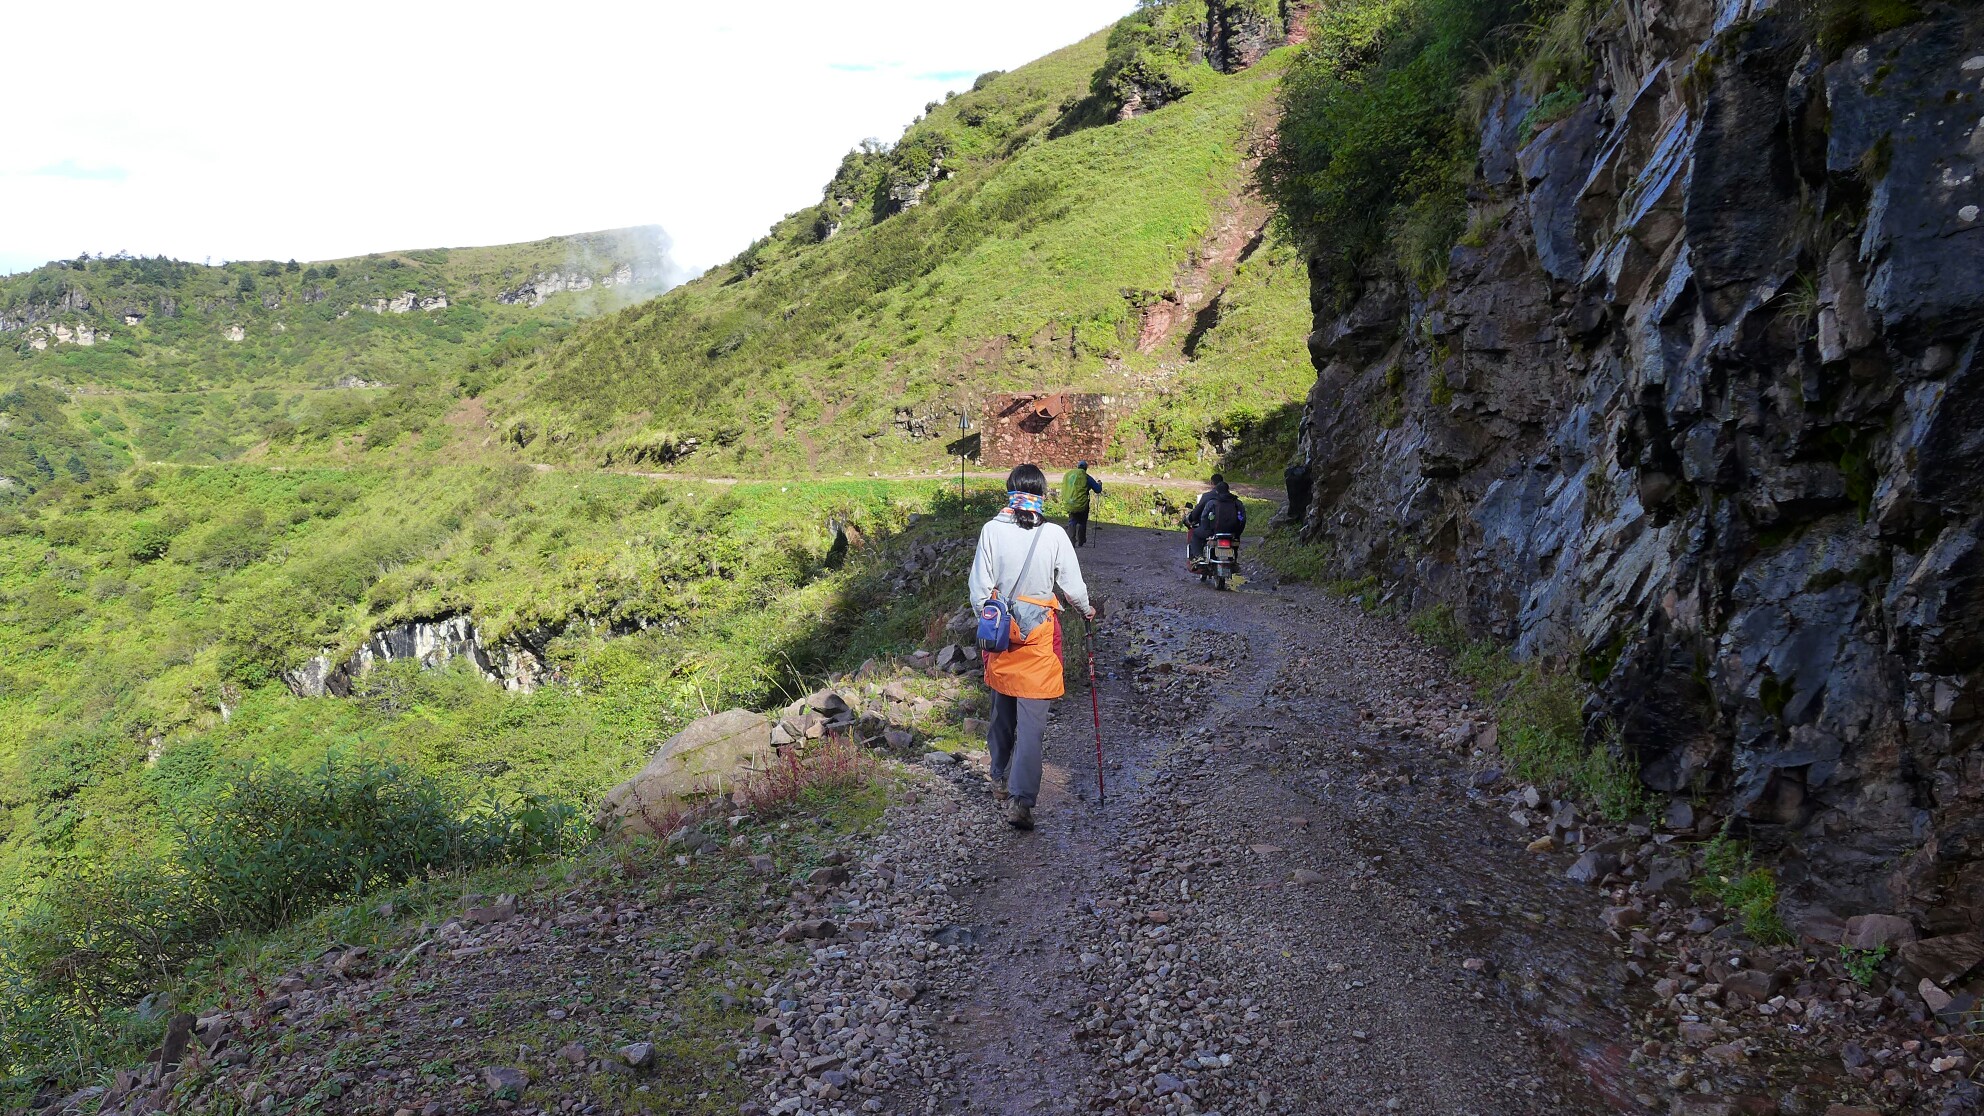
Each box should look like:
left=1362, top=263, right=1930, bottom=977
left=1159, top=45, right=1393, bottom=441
left=1007, top=490, right=1044, bottom=514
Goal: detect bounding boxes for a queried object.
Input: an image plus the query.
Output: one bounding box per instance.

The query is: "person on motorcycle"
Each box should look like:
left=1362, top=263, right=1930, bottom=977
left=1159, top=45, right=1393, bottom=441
left=1062, top=460, right=1102, bottom=548
left=968, top=464, right=1095, bottom=831
left=1184, top=474, right=1219, bottom=561
left=1182, top=470, right=1214, bottom=556
left=1185, top=474, right=1244, bottom=561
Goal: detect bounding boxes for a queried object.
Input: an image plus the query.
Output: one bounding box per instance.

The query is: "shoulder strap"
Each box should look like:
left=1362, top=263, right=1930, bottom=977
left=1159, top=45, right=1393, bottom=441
left=995, top=524, right=1046, bottom=603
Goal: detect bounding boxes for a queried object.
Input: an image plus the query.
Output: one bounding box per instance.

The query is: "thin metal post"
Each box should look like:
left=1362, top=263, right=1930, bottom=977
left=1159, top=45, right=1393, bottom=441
left=958, top=410, right=970, bottom=533
left=1086, top=616, right=1105, bottom=807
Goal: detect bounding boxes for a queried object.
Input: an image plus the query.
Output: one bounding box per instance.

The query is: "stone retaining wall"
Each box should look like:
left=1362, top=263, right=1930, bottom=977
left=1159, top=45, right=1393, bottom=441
left=980, top=392, right=1115, bottom=467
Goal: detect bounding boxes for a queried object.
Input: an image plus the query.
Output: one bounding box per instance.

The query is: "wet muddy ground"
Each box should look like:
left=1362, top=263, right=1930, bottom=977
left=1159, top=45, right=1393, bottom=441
left=924, top=523, right=1648, bottom=1114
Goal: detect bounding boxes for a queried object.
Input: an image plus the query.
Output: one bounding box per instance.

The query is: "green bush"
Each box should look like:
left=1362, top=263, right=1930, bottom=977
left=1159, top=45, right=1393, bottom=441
left=1401, top=602, right=1649, bottom=821
left=0, top=859, right=218, bottom=1023
left=1326, top=573, right=1386, bottom=611
left=1523, top=0, right=1602, bottom=90
left=1, top=756, right=584, bottom=1043
left=1695, top=833, right=1791, bottom=944
left=1518, top=84, right=1584, bottom=145
left=125, top=518, right=179, bottom=561
left=192, top=510, right=270, bottom=572
left=39, top=518, right=91, bottom=548
left=1255, top=524, right=1334, bottom=582
left=1406, top=602, right=1466, bottom=651
left=180, top=756, right=557, bottom=931
left=1840, top=943, right=1888, bottom=985
left=1484, top=665, right=1642, bottom=820
left=364, top=416, right=402, bottom=450
left=1265, top=0, right=1565, bottom=306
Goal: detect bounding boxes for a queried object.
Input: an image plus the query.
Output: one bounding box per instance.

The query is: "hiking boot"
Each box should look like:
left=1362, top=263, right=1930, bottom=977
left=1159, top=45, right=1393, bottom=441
left=1007, top=800, right=1034, bottom=831
left=992, top=776, right=1009, bottom=805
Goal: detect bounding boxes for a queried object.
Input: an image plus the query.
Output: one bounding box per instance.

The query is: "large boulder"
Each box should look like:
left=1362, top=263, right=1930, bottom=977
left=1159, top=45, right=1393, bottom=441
left=596, top=709, right=775, bottom=835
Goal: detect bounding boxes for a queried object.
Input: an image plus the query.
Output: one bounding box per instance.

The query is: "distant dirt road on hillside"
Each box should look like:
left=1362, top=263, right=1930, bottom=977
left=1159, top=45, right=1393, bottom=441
left=525, top=462, right=1283, bottom=503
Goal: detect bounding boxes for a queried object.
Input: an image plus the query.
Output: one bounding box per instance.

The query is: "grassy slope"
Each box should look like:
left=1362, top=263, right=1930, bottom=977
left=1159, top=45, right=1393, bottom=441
left=0, top=467, right=984, bottom=906
left=496, top=33, right=1312, bottom=477
left=0, top=4, right=1326, bottom=929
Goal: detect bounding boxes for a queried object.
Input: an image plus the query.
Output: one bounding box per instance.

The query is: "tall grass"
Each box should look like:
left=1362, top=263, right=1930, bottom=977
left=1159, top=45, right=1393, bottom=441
left=733, top=736, right=882, bottom=819
left=1254, top=523, right=1335, bottom=582
left=0, top=757, right=584, bottom=1081
left=1408, top=603, right=1646, bottom=821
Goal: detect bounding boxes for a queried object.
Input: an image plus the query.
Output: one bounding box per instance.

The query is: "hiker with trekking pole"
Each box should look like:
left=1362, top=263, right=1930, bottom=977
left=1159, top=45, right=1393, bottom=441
left=969, top=464, right=1097, bottom=830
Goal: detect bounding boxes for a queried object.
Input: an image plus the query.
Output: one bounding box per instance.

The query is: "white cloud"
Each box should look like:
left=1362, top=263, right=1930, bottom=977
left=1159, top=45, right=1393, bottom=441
left=0, top=0, right=1132, bottom=276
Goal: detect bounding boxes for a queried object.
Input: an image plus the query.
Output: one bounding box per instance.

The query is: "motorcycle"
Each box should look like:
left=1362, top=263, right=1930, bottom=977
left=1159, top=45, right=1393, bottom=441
left=1187, top=532, right=1240, bottom=591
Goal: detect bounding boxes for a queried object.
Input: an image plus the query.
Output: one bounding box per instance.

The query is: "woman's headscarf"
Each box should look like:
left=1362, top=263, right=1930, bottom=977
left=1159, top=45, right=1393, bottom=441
left=1007, top=490, right=1044, bottom=514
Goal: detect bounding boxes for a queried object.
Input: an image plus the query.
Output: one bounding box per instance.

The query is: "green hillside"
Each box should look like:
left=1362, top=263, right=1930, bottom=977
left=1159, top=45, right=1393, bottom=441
left=0, top=466, right=994, bottom=1080
left=493, top=25, right=1314, bottom=477
left=0, top=229, right=679, bottom=479
left=0, top=466, right=941, bottom=898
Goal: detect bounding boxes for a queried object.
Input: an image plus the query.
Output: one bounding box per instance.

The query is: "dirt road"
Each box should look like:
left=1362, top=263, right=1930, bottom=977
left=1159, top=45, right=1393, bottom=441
left=521, top=463, right=1284, bottom=504
left=911, top=523, right=1645, bottom=1115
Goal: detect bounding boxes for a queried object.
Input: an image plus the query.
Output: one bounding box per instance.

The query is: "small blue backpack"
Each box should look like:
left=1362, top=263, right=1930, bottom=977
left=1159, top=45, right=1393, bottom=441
left=975, top=528, right=1044, bottom=653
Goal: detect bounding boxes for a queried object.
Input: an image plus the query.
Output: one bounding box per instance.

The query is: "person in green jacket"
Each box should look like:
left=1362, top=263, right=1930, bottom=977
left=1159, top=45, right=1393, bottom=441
left=1062, top=460, right=1103, bottom=548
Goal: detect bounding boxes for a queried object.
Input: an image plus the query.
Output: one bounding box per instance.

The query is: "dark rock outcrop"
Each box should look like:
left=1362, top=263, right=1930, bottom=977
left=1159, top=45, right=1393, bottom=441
left=1204, top=0, right=1285, bottom=73
left=1116, top=0, right=1298, bottom=119
left=1291, top=2, right=1984, bottom=932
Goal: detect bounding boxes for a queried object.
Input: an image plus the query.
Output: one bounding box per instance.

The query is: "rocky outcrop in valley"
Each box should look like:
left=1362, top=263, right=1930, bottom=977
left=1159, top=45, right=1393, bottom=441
left=282, top=614, right=558, bottom=698
left=366, top=291, right=449, bottom=313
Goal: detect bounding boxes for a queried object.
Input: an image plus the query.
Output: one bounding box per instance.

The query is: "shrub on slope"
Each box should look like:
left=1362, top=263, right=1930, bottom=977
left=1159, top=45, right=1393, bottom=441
left=1263, top=0, right=1577, bottom=308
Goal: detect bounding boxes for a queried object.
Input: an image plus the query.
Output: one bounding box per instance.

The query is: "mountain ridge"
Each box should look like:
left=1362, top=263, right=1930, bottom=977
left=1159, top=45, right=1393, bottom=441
left=0, top=227, right=685, bottom=482
left=486, top=10, right=1316, bottom=479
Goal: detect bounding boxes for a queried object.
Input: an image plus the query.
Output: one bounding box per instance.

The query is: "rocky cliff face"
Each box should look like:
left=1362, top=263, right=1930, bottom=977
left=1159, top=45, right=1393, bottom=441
left=1116, top=0, right=1298, bottom=118
left=496, top=264, right=644, bottom=308
left=1204, top=0, right=1286, bottom=73
left=367, top=291, right=449, bottom=314
left=281, top=611, right=667, bottom=700
left=1293, top=1, right=1984, bottom=934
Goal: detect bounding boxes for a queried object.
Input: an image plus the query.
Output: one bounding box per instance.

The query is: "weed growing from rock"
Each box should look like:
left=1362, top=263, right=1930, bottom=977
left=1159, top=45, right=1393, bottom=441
left=1840, top=943, right=1890, bottom=986
left=1408, top=602, right=1648, bottom=821
left=1695, top=833, right=1792, bottom=945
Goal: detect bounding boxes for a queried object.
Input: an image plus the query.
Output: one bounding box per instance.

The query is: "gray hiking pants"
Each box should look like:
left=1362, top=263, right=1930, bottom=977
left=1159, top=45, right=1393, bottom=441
left=987, top=692, right=1052, bottom=808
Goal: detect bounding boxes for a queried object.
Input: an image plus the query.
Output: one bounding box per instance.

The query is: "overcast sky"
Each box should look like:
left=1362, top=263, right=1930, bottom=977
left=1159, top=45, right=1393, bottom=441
left=0, top=0, right=1132, bottom=278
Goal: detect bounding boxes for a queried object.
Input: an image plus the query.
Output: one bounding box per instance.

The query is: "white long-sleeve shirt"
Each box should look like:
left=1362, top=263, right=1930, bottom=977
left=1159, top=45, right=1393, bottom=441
left=969, top=512, right=1091, bottom=616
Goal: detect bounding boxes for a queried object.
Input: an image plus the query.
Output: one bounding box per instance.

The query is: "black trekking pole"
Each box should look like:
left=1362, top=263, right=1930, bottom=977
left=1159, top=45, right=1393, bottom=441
left=1085, top=613, right=1105, bottom=807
